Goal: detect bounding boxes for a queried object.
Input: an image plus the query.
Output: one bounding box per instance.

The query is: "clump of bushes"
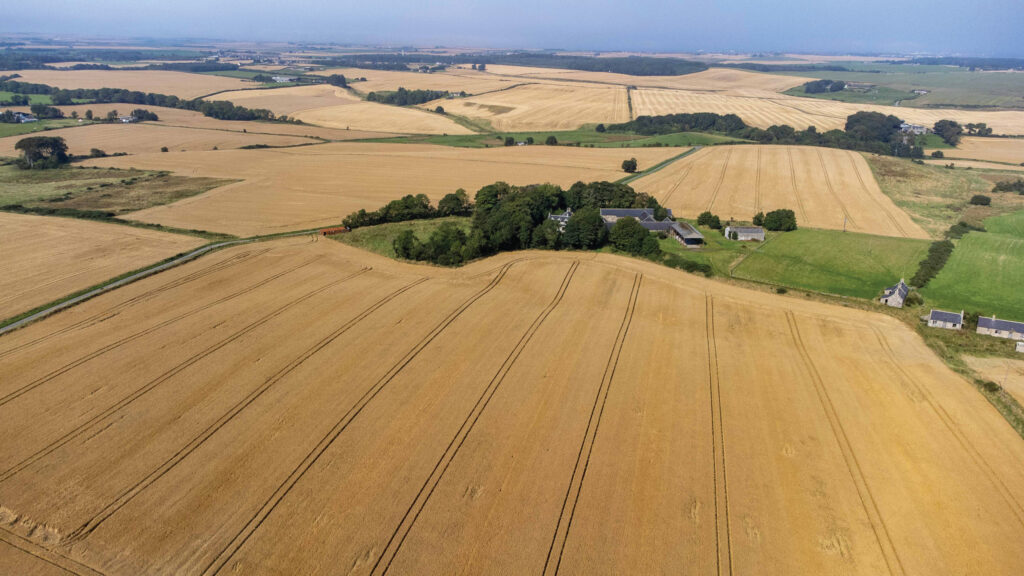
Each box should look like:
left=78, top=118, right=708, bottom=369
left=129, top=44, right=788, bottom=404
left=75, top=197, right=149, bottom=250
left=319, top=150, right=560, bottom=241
left=992, top=179, right=1024, bottom=195
left=697, top=211, right=722, bottom=229
left=969, top=194, right=991, bottom=206
left=910, top=239, right=955, bottom=287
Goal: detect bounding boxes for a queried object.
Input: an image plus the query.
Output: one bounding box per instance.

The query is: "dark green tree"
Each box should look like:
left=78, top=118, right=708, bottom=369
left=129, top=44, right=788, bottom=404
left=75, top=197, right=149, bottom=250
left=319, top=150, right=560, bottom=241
left=763, top=208, right=797, bottom=231
left=562, top=207, right=607, bottom=249
left=752, top=211, right=765, bottom=226
left=14, top=136, right=69, bottom=169
left=609, top=217, right=660, bottom=256
left=621, top=157, right=638, bottom=173
left=545, top=135, right=558, bottom=145
left=933, top=119, right=964, bottom=146
left=437, top=188, right=472, bottom=216
left=595, top=123, right=606, bottom=133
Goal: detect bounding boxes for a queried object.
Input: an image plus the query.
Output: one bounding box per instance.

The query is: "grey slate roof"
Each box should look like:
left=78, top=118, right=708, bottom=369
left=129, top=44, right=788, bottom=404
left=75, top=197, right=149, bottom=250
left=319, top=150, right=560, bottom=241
left=883, top=280, right=909, bottom=300
left=929, top=309, right=963, bottom=324
left=978, top=316, right=1024, bottom=333
left=728, top=226, right=765, bottom=234
left=600, top=208, right=675, bottom=221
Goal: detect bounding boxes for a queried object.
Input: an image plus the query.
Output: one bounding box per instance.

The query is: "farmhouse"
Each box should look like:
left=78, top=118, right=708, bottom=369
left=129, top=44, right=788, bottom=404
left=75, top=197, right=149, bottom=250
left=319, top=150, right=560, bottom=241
left=12, top=111, right=37, bottom=123
left=880, top=279, right=910, bottom=308
left=118, top=115, right=137, bottom=123
left=900, top=122, right=928, bottom=135
left=928, top=309, right=964, bottom=330
left=272, top=76, right=297, bottom=83
left=547, top=208, right=573, bottom=231
left=725, top=225, right=765, bottom=241
left=600, top=208, right=704, bottom=246
left=977, top=316, right=1024, bottom=341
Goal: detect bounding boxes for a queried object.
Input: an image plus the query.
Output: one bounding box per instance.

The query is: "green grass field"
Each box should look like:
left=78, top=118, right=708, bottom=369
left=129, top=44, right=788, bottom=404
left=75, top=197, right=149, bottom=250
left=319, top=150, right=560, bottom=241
left=0, top=118, right=90, bottom=138
left=357, top=127, right=745, bottom=149
left=921, top=210, right=1024, bottom=319
left=783, top=84, right=918, bottom=106
left=654, top=220, right=763, bottom=277
left=332, top=217, right=472, bottom=259
left=0, top=91, right=53, bottom=105
left=732, top=229, right=930, bottom=298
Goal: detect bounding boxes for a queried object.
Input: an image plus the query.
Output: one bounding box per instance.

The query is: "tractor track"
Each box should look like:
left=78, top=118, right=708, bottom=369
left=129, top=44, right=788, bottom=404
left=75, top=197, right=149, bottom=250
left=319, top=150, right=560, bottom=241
left=0, top=256, right=321, bottom=409
left=705, top=147, right=734, bottom=213
left=542, top=273, right=642, bottom=576
left=374, top=261, right=580, bottom=575
left=705, top=295, right=734, bottom=576
left=849, top=154, right=909, bottom=238
left=815, top=149, right=857, bottom=230
left=786, top=148, right=810, bottom=225
left=786, top=312, right=904, bottom=576
left=0, top=526, right=105, bottom=576
left=199, top=259, right=522, bottom=575
left=65, top=274, right=423, bottom=544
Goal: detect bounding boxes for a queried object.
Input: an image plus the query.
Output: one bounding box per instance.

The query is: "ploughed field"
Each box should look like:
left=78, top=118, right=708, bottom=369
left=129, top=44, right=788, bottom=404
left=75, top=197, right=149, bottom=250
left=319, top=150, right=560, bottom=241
left=0, top=212, right=203, bottom=321
left=632, top=145, right=929, bottom=239
left=2, top=238, right=1024, bottom=575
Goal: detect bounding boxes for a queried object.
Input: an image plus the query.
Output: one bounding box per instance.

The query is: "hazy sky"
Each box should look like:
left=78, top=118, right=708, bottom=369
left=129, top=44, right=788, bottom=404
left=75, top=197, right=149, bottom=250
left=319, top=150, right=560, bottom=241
left=4, top=0, right=1022, bottom=56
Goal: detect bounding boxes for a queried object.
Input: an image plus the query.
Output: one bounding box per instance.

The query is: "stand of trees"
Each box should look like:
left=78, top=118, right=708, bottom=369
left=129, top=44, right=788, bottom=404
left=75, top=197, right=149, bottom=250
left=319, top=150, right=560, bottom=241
left=992, top=179, right=1024, bottom=195
left=933, top=120, right=964, bottom=146
left=325, top=74, right=347, bottom=88
left=14, top=136, right=69, bottom=169
left=802, top=79, right=846, bottom=93
left=343, top=190, right=473, bottom=229
left=366, top=88, right=449, bottom=106
left=911, top=240, right=955, bottom=287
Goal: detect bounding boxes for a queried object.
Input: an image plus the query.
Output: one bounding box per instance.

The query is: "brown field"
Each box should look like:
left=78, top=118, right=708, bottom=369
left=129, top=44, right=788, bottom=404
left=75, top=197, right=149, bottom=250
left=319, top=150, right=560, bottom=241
left=632, top=89, right=1024, bottom=134
left=81, top=143, right=678, bottom=236
left=1, top=239, right=1023, bottom=575
left=207, top=84, right=361, bottom=115
left=424, top=83, right=631, bottom=131
left=315, top=67, right=523, bottom=95
left=0, top=123, right=312, bottom=156
left=292, top=101, right=474, bottom=134
left=965, top=356, right=1024, bottom=405
left=928, top=137, right=1024, bottom=165
left=632, top=145, right=928, bottom=238
left=0, top=212, right=202, bottom=321
left=483, top=65, right=807, bottom=94
left=8, top=70, right=251, bottom=99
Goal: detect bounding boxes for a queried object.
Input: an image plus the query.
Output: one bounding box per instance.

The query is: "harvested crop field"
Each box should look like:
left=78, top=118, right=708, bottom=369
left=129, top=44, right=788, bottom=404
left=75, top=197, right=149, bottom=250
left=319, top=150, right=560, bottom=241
left=929, top=136, right=1024, bottom=165
left=924, top=158, right=1024, bottom=172
left=0, top=123, right=312, bottom=156
left=292, top=101, right=473, bottom=135
left=8, top=69, right=251, bottom=100
left=483, top=65, right=807, bottom=94
left=631, top=89, right=1024, bottom=134
left=315, top=67, right=522, bottom=95
left=965, top=356, right=1024, bottom=405
left=0, top=212, right=202, bottom=321
left=632, top=145, right=928, bottom=238
left=82, top=143, right=678, bottom=236
left=207, top=84, right=360, bottom=115
left=1, top=240, right=1023, bottom=575
left=426, top=83, right=630, bottom=131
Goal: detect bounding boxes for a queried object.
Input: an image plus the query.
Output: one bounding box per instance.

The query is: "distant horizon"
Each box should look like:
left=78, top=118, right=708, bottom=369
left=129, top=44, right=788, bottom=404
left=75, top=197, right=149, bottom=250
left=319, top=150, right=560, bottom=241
left=2, top=0, right=1022, bottom=58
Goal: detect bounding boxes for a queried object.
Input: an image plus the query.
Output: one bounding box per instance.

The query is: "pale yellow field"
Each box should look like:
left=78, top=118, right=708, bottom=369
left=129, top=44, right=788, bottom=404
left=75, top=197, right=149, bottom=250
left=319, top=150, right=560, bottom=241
left=632, top=89, right=1024, bottom=134
left=315, top=67, right=523, bottom=95
left=1, top=241, right=1023, bottom=575
left=483, top=65, right=807, bottom=94
left=965, top=356, right=1024, bottom=406
left=8, top=69, right=251, bottom=99
left=424, top=83, right=630, bottom=131
left=923, top=159, right=1024, bottom=172
left=81, top=143, right=678, bottom=236
left=293, top=101, right=474, bottom=135
left=0, top=212, right=202, bottom=321
left=0, top=123, right=312, bottom=156
left=207, top=84, right=360, bottom=115
left=632, top=145, right=928, bottom=238
left=929, top=137, right=1024, bottom=165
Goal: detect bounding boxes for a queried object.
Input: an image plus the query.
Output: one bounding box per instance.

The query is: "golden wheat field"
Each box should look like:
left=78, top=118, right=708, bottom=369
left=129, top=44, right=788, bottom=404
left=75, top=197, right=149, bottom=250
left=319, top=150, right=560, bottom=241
left=483, top=65, right=807, bottom=94
left=631, top=145, right=928, bottom=238
left=8, top=69, right=251, bottom=99
left=929, top=136, right=1024, bottom=165
left=1, top=239, right=1023, bottom=575
left=80, top=143, right=678, bottom=236
left=923, top=159, right=1024, bottom=172
left=424, top=83, right=631, bottom=131
left=0, top=123, right=313, bottom=156
left=631, top=89, right=1024, bottom=134
left=206, top=84, right=361, bottom=115
left=292, top=101, right=474, bottom=134
left=0, top=212, right=203, bottom=321
left=315, top=67, right=523, bottom=95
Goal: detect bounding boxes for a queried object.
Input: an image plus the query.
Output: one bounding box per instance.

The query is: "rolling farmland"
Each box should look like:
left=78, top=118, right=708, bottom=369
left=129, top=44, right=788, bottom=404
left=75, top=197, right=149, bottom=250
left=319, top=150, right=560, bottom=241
left=935, top=136, right=1024, bottom=165
left=0, top=212, right=202, bottom=321
left=631, top=145, right=929, bottom=238
left=82, top=143, right=679, bottom=236
left=206, top=84, right=361, bottom=115
left=7, top=69, right=252, bottom=100
left=1, top=240, right=1024, bottom=575
left=484, top=65, right=808, bottom=94
left=314, top=66, right=523, bottom=95
left=292, top=101, right=474, bottom=135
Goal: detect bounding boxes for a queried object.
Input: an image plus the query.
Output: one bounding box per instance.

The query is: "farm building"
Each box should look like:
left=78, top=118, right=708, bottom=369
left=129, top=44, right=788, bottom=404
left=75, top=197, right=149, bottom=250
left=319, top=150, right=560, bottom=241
left=547, top=208, right=573, bottom=231
left=600, top=208, right=704, bottom=246
left=1018, top=341, right=1024, bottom=353
left=118, top=115, right=137, bottom=123
left=725, top=225, right=765, bottom=241
left=880, top=279, right=910, bottom=308
left=928, top=309, right=964, bottom=330
left=272, top=76, right=297, bottom=83
left=12, top=111, right=37, bottom=123
left=900, top=122, right=928, bottom=135
left=977, top=316, right=1024, bottom=341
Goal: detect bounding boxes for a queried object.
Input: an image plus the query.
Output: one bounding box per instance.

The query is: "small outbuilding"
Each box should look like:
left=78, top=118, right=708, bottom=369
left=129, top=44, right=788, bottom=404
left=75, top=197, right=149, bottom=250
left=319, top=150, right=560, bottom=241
left=724, top=225, right=765, bottom=242
left=928, top=309, right=964, bottom=330
left=1017, top=341, right=1024, bottom=353
left=880, top=279, right=910, bottom=308
left=976, top=316, right=1024, bottom=341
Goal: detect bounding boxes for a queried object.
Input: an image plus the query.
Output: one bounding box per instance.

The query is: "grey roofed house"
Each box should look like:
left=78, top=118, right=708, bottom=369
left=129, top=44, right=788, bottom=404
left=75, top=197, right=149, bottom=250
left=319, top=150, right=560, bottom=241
left=547, top=208, right=573, bottom=231
left=928, top=309, right=964, bottom=329
left=724, top=225, right=765, bottom=242
left=880, top=279, right=910, bottom=308
left=976, top=316, right=1024, bottom=340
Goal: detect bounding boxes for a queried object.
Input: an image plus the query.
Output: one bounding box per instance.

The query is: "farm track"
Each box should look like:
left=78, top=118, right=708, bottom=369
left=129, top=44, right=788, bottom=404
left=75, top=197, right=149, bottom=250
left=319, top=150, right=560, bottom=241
left=0, top=248, right=270, bottom=361
left=848, top=155, right=909, bottom=238
left=815, top=149, right=856, bottom=230
left=199, top=259, right=522, bottom=575
left=871, top=328, right=1024, bottom=528
left=785, top=313, right=904, bottom=576
left=543, top=273, right=642, bottom=576
left=706, top=295, right=734, bottom=576
left=64, top=274, right=425, bottom=544
left=373, top=261, right=581, bottom=575
left=0, top=526, right=104, bottom=576
left=753, top=148, right=762, bottom=213
left=706, top=148, right=734, bottom=212
left=785, top=148, right=810, bottom=225
left=0, top=256, right=322, bottom=409
left=0, top=268, right=371, bottom=487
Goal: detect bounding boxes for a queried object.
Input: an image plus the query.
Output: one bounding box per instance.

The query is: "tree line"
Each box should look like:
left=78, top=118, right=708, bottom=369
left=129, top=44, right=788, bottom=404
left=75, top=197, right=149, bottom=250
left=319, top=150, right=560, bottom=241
left=802, top=79, right=846, bottom=93
left=366, top=87, right=450, bottom=106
